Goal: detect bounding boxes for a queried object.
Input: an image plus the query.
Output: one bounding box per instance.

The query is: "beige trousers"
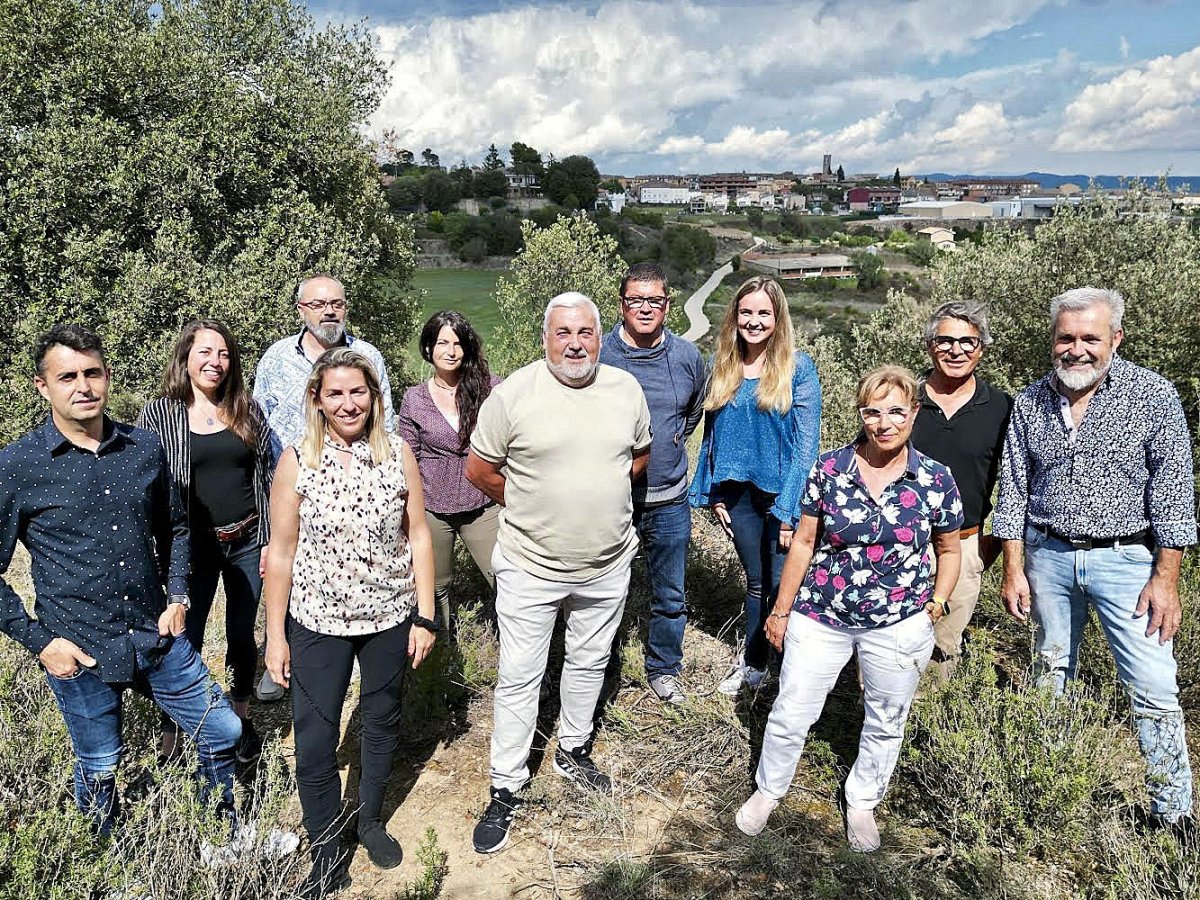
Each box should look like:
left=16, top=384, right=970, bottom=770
left=933, top=531, right=984, bottom=663
left=427, top=503, right=501, bottom=626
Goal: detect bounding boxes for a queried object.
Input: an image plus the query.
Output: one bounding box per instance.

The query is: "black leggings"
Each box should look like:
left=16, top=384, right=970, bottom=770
left=287, top=615, right=411, bottom=841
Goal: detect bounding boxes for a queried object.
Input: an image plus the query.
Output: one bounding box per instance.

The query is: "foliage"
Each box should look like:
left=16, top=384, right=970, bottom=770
left=542, top=155, right=601, bottom=209
left=509, top=141, right=544, bottom=177
left=656, top=225, right=716, bottom=283
left=0, top=0, right=417, bottom=438
left=420, top=170, right=460, bottom=214
left=397, top=827, right=449, bottom=900
left=448, top=162, right=476, bottom=199
left=905, top=240, right=937, bottom=266
left=746, top=207, right=764, bottom=229
left=850, top=250, right=884, bottom=289
left=388, top=175, right=424, bottom=210
left=490, top=216, right=625, bottom=372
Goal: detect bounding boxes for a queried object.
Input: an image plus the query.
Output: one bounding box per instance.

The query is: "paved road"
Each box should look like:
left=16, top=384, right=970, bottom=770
left=680, top=237, right=764, bottom=343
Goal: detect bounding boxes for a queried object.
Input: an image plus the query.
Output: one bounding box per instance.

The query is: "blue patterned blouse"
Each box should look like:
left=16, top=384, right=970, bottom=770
left=792, top=442, right=963, bottom=629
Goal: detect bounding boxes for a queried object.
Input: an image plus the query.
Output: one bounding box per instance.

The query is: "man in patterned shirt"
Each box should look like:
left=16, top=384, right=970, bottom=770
left=996, top=287, right=1196, bottom=830
left=251, top=273, right=393, bottom=701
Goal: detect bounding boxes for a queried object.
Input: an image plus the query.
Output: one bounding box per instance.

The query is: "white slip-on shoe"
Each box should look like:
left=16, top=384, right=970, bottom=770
left=735, top=790, right=779, bottom=836
left=845, top=806, right=881, bottom=852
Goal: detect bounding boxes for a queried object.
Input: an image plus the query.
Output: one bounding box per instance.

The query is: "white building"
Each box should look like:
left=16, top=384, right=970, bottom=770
left=639, top=184, right=694, bottom=204
left=898, top=200, right=992, bottom=219
left=597, top=191, right=627, bottom=213
left=990, top=196, right=1086, bottom=219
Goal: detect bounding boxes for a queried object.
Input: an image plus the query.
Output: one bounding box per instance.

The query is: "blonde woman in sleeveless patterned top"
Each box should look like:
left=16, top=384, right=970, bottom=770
left=263, top=348, right=436, bottom=897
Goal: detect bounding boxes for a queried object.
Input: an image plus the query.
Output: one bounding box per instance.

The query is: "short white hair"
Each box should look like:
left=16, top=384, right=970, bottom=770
left=296, top=273, right=345, bottom=304
left=1050, top=287, right=1124, bottom=332
left=542, top=291, right=602, bottom=334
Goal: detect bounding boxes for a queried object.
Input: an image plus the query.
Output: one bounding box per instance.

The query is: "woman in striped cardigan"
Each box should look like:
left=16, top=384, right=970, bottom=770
left=138, top=319, right=272, bottom=765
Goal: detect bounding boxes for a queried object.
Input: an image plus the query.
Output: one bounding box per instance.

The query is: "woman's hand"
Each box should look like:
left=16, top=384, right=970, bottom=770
left=711, top=502, right=733, bottom=539
left=778, top=523, right=794, bottom=551
left=924, top=601, right=948, bottom=626
left=265, top=636, right=291, bottom=688
left=765, top=609, right=790, bottom=652
left=408, top=624, right=436, bottom=669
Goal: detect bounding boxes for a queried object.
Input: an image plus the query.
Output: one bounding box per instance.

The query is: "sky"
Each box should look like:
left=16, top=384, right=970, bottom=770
left=312, top=0, right=1200, bottom=177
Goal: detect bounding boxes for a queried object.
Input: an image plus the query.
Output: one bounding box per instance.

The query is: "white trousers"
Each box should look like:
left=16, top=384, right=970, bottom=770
left=756, top=611, right=935, bottom=809
left=489, top=545, right=631, bottom=792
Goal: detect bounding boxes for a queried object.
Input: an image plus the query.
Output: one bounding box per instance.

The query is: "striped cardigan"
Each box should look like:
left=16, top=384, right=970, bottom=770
left=136, top=397, right=273, bottom=546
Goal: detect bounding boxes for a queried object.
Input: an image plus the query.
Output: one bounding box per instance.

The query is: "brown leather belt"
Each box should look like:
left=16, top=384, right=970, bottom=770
left=214, top=513, right=258, bottom=543
left=959, top=525, right=981, bottom=539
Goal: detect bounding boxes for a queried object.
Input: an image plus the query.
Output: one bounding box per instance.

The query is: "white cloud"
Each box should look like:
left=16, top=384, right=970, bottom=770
left=370, top=0, right=1053, bottom=169
left=1054, top=45, right=1200, bottom=153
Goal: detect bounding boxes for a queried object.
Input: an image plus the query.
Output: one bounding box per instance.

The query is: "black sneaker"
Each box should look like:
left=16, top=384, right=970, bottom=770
left=472, top=787, right=522, bottom=854
left=236, top=718, right=263, bottom=766
left=553, top=745, right=611, bottom=794
left=358, top=821, right=402, bottom=869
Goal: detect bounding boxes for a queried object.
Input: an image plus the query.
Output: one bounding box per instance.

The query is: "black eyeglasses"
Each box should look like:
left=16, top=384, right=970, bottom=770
left=931, top=335, right=981, bottom=353
left=622, top=295, right=668, bottom=310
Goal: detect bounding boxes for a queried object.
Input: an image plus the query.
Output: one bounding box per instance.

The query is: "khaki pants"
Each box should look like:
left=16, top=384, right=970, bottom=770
left=427, top=504, right=501, bottom=627
left=932, top=531, right=984, bottom=670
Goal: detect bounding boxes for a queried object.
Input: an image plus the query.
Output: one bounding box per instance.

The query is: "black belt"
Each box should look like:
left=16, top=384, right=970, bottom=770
left=1034, top=524, right=1150, bottom=550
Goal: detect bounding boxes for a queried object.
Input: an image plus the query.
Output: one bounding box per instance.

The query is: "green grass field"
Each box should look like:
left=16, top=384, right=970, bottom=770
left=408, top=269, right=506, bottom=363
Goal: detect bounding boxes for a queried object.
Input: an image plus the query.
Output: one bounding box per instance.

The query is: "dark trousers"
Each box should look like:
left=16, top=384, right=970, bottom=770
left=719, top=481, right=787, bottom=671
left=187, top=529, right=262, bottom=702
left=287, top=615, right=411, bottom=842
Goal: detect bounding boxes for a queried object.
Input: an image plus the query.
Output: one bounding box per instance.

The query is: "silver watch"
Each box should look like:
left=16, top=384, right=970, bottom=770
left=169, top=593, right=191, bottom=610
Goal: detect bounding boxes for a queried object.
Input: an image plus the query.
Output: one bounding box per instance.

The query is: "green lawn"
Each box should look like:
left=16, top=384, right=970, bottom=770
left=408, top=268, right=506, bottom=357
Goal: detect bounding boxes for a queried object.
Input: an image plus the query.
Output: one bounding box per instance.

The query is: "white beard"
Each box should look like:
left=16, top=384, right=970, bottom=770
left=1054, top=354, right=1111, bottom=391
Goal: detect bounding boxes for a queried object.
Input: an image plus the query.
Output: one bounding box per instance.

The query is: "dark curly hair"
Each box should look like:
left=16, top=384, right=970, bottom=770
left=419, top=310, right=493, bottom=449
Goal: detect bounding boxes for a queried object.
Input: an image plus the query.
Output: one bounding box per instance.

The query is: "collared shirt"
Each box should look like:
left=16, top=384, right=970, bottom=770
left=253, top=329, right=394, bottom=466
left=0, top=417, right=189, bottom=682
left=993, top=356, right=1197, bottom=547
left=793, top=442, right=963, bottom=629
left=911, top=375, right=1011, bottom=530
left=290, top=434, right=416, bottom=636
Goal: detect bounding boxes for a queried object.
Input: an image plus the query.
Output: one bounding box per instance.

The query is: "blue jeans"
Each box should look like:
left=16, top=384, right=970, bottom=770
left=44, top=634, right=242, bottom=834
left=1025, top=525, right=1193, bottom=821
left=720, top=482, right=788, bottom=671
left=633, top=495, right=691, bottom=678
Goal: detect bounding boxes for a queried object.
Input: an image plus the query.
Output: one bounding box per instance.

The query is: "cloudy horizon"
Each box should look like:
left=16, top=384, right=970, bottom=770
left=313, top=0, right=1200, bottom=177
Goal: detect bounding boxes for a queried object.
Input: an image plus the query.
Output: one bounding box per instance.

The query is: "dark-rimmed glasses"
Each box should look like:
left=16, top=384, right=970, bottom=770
left=621, top=295, right=668, bottom=310
left=931, top=335, right=981, bottom=353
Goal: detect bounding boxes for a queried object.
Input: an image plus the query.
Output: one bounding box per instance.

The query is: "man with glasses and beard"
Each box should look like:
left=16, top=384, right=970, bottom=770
left=251, top=273, right=394, bottom=702
left=911, top=302, right=1011, bottom=678
left=464, top=292, right=651, bottom=854
left=995, top=287, right=1196, bottom=834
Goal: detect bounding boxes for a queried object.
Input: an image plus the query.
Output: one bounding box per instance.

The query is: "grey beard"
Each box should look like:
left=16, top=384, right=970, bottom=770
left=1054, top=354, right=1110, bottom=391
left=311, top=321, right=345, bottom=345
left=547, top=356, right=598, bottom=386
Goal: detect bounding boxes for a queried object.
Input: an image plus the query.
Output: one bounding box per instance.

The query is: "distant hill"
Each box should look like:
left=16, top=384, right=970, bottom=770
left=918, top=172, right=1197, bottom=191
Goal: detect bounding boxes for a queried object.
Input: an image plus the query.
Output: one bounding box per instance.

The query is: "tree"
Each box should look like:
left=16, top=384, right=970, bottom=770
left=746, top=207, right=764, bottom=229
left=420, top=169, right=460, bottom=213
left=387, top=175, right=424, bottom=210
left=483, top=143, right=505, bottom=171
left=599, top=178, right=624, bottom=193
left=0, top=0, right=417, bottom=439
left=421, top=148, right=442, bottom=169
left=541, top=155, right=601, bottom=209
left=836, top=164, right=845, bottom=182
left=893, top=167, right=902, bottom=187
left=509, top=141, right=544, bottom=177
left=490, top=216, right=626, bottom=372
left=850, top=250, right=884, bottom=289
left=449, top=162, right=476, bottom=198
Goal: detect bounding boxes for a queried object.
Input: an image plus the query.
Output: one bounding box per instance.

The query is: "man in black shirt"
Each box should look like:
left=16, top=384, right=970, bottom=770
left=911, top=302, right=1012, bottom=677
left=0, top=325, right=242, bottom=835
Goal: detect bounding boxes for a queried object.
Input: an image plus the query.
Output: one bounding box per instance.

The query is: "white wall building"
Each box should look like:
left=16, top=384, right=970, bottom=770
left=639, top=185, right=694, bottom=204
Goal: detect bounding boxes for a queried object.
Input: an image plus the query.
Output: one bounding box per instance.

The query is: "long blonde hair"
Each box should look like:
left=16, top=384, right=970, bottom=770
left=705, top=276, right=796, bottom=413
left=299, top=348, right=392, bottom=469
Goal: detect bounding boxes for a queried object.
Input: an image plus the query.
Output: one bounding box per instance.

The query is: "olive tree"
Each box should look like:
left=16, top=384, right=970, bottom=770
left=0, top=0, right=417, bottom=438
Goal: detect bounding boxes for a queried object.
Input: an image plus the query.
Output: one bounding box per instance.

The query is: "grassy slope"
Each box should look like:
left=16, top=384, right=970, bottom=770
left=406, top=269, right=506, bottom=365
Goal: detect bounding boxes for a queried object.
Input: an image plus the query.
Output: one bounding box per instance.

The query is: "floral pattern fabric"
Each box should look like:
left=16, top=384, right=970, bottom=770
left=793, top=442, right=963, bottom=629
left=290, top=433, right=416, bottom=636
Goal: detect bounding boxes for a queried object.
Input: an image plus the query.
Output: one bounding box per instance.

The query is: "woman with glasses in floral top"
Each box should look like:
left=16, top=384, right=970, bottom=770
left=735, top=365, right=963, bottom=853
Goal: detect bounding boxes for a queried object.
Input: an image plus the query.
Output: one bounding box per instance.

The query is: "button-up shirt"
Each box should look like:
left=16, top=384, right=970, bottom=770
left=993, top=356, right=1197, bottom=547
left=0, top=417, right=189, bottom=682
left=253, top=329, right=394, bottom=466
left=793, top=442, right=963, bottom=629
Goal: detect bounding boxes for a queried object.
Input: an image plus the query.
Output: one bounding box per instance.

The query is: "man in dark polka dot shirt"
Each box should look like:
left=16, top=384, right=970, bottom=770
left=0, top=324, right=242, bottom=835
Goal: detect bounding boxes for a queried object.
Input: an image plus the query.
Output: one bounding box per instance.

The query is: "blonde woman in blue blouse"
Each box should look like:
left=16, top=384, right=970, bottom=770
left=689, top=276, right=822, bottom=694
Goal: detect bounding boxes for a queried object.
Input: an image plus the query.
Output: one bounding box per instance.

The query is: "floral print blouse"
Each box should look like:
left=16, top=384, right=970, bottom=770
left=792, top=441, right=963, bottom=629
left=290, top=433, right=416, bottom=636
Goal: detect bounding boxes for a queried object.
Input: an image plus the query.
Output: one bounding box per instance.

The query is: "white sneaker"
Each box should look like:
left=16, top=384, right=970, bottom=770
left=718, top=664, right=766, bottom=696
left=255, top=669, right=285, bottom=702
left=735, top=790, right=779, bottom=836
left=845, top=807, right=881, bottom=852
left=648, top=674, right=686, bottom=705
left=202, top=823, right=300, bottom=868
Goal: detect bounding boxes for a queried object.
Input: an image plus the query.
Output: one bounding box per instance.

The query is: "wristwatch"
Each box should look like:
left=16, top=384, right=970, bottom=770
left=411, top=613, right=440, bottom=633
left=169, top=594, right=191, bottom=611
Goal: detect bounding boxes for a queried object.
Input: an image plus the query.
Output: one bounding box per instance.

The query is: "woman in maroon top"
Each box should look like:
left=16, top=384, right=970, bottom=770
left=399, top=311, right=501, bottom=631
